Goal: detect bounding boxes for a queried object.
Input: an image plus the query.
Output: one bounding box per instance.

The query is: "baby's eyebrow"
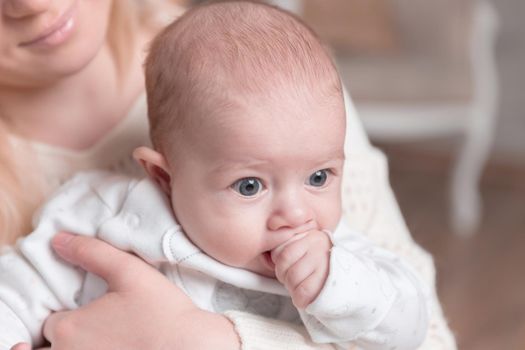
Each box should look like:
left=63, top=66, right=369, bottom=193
left=314, top=151, right=346, bottom=165
left=210, top=159, right=270, bottom=174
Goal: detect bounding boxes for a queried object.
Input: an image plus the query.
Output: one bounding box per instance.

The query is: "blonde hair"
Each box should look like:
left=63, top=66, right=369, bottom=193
left=0, top=0, right=175, bottom=246
left=0, top=125, right=42, bottom=245
left=145, top=1, right=342, bottom=154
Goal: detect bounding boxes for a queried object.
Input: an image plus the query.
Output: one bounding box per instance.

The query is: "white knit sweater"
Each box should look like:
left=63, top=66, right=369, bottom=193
left=7, top=93, right=456, bottom=350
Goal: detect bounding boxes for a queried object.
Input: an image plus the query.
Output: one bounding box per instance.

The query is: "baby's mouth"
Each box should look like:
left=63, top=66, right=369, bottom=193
left=263, top=251, right=275, bottom=270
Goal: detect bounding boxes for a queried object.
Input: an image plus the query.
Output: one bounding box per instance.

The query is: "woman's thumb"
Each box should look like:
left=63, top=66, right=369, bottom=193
left=51, top=232, right=146, bottom=290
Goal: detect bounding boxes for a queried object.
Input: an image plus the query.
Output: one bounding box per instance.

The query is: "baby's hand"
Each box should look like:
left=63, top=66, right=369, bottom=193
left=271, top=230, right=332, bottom=309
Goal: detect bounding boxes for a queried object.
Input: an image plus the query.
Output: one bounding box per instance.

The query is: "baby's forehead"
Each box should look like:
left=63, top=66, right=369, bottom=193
left=196, top=89, right=344, bottom=131
left=165, top=91, right=346, bottom=171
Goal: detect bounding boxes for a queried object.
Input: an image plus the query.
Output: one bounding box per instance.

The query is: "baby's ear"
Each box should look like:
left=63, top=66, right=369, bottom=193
left=133, top=146, right=172, bottom=195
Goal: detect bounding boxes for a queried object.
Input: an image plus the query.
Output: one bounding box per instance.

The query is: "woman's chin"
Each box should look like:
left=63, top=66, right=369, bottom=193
left=23, top=52, right=99, bottom=87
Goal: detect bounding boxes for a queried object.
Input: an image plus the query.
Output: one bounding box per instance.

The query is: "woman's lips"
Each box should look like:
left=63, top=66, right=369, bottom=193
left=19, top=3, right=77, bottom=48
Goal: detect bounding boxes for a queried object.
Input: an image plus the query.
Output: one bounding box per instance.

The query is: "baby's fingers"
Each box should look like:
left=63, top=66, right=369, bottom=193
left=292, top=266, right=326, bottom=308
left=282, top=252, right=323, bottom=308
left=273, top=239, right=309, bottom=283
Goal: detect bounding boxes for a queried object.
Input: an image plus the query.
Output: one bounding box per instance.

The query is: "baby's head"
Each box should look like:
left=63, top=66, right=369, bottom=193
left=136, top=1, right=346, bottom=277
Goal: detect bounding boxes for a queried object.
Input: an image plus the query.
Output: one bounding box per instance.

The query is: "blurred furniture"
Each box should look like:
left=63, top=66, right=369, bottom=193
left=292, top=0, right=499, bottom=236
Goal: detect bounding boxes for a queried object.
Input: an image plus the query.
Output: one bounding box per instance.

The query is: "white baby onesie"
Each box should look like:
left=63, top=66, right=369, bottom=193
left=0, top=172, right=429, bottom=350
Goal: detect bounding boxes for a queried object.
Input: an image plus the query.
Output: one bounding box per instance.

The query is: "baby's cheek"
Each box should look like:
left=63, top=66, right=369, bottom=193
left=207, top=226, right=256, bottom=262
left=318, top=201, right=342, bottom=232
left=199, top=204, right=267, bottom=266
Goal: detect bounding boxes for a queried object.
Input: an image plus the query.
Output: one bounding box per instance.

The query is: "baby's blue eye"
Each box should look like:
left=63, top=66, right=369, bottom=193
left=308, top=170, right=328, bottom=187
left=232, top=178, right=262, bottom=197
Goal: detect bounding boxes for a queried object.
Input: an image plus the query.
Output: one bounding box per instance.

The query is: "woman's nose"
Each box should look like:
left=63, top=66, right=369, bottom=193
left=2, top=0, right=50, bottom=19
left=267, top=192, right=314, bottom=231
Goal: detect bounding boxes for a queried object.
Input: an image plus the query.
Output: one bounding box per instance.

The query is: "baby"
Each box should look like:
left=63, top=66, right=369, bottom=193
left=0, top=2, right=429, bottom=349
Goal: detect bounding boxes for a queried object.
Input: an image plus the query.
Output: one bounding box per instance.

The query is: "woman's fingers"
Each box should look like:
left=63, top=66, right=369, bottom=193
left=51, top=232, right=159, bottom=291
left=41, top=309, right=71, bottom=346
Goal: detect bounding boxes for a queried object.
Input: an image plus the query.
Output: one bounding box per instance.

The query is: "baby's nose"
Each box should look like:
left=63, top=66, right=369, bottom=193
left=267, top=193, right=314, bottom=231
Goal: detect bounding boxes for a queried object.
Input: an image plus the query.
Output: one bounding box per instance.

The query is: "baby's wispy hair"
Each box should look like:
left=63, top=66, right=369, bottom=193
left=145, top=0, right=342, bottom=154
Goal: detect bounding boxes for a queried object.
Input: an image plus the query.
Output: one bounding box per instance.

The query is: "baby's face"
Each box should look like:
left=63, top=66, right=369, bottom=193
left=168, top=91, right=346, bottom=277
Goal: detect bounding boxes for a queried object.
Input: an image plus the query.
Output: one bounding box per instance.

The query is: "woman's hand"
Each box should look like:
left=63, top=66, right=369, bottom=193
left=13, top=232, right=240, bottom=350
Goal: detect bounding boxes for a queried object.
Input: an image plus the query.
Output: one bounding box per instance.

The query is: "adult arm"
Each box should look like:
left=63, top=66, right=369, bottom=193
left=22, top=233, right=241, bottom=350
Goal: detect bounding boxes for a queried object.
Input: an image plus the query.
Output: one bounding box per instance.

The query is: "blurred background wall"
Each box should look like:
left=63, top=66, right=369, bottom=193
left=492, top=0, right=525, bottom=166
